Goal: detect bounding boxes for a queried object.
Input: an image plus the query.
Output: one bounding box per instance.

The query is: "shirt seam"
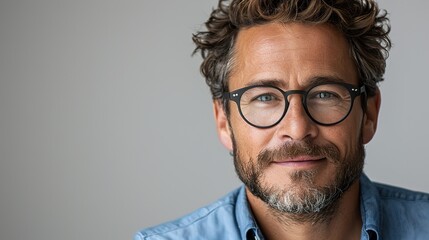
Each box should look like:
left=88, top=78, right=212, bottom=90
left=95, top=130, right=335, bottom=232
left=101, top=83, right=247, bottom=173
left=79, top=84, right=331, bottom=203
left=376, top=185, right=429, bottom=202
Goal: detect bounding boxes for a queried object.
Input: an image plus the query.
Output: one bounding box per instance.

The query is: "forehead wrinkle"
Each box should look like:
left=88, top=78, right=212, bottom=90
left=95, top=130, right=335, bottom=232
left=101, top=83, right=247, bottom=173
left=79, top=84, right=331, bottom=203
left=235, top=31, right=294, bottom=81
left=231, top=23, right=358, bottom=90
left=237, top=24, right=331, bottom=73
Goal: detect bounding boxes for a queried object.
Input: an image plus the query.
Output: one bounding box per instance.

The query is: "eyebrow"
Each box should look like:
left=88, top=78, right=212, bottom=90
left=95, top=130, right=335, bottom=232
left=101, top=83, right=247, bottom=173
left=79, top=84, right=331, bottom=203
left=307, top=76, right=347, bottom=86
left=245, top=75, right=347, bottom=89
left=244, top=79, right=287, bottom=88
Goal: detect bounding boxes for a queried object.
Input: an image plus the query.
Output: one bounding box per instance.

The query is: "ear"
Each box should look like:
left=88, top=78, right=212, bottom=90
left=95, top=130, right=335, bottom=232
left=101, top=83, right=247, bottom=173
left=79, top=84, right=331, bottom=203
left=213, top=100, right=233, bottom=151
left=362, top=88, right=381, bottom=144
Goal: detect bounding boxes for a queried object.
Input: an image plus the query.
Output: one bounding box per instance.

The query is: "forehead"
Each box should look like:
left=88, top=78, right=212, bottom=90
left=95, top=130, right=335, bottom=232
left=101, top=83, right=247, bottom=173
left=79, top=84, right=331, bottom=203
left=230, top=22, right=358, bottom=89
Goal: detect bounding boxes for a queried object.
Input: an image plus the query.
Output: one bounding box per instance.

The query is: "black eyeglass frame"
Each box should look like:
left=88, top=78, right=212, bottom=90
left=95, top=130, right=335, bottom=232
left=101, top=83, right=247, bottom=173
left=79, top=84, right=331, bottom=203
left=223, top=82, right=366, bottom=128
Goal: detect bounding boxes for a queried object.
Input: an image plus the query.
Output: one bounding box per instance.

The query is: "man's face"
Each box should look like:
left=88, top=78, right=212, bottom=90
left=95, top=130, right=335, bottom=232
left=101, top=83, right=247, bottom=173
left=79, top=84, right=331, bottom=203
left=215, top=23, right=379, bottom=220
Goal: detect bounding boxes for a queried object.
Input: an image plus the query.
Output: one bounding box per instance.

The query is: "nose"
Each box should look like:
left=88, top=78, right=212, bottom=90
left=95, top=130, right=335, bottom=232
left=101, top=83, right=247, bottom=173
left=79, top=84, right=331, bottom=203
left=275, top=94, right=318, bottom=141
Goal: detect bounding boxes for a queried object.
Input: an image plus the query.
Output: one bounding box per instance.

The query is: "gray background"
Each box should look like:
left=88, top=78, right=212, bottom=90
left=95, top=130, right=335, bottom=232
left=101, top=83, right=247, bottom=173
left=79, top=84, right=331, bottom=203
left=0, top=0, right=428, bottom=239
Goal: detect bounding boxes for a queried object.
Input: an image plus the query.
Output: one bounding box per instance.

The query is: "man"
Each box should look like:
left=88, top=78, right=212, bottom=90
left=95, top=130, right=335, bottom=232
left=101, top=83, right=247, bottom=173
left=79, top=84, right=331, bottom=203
left=135, top=0, right=429, bottom=239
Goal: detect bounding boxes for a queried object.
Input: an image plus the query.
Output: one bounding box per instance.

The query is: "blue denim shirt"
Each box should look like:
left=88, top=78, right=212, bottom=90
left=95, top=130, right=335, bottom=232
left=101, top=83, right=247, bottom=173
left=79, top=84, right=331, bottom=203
left=135, top=174, right=429, bottom=239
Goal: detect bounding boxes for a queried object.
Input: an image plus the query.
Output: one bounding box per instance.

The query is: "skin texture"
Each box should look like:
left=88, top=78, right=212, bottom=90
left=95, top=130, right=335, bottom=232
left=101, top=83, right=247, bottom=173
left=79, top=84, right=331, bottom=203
left=214, top=23, right=381, bottom=240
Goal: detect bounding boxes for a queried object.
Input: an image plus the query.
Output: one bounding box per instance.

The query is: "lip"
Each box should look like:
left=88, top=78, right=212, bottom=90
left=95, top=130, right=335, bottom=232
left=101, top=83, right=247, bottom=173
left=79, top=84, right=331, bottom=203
left=271, top=156, right=326, bottom=167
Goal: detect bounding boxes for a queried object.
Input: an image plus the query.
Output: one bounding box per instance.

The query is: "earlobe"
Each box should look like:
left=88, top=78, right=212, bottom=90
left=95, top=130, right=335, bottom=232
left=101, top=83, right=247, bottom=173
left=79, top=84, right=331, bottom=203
left=362, top=88, right=381, bottom=144
left=213, top=100, right=233, bottom=151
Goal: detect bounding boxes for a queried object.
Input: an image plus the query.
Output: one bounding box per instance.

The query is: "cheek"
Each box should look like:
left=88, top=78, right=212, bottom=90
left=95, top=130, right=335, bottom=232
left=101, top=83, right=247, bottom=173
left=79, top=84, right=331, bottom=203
left=326, top=116, right=363, bottom=159
left=229, top=113, right=272, bottom=158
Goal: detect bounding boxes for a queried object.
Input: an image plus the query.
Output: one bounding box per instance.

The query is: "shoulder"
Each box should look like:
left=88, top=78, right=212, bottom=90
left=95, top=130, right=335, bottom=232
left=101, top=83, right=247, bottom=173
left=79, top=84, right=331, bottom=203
left=374, top=181, right=429, bottom=209
left=374, top=182, right=429, bottom=202
left=134, top=187, right=243, bottom=240
left=374, top=182, right=429, bottom=238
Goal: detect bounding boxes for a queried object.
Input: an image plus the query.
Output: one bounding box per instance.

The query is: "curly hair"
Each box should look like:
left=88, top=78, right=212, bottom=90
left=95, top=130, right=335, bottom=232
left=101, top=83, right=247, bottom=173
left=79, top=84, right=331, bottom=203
left=192, top=0, right=391, bottom=110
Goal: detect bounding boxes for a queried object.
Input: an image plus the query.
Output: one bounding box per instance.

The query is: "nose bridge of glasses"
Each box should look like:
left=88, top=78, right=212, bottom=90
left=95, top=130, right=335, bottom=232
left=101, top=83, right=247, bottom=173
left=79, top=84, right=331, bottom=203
left=281, top=89, right=310, bottom=123
left=283, top=89, right=307, bottom=103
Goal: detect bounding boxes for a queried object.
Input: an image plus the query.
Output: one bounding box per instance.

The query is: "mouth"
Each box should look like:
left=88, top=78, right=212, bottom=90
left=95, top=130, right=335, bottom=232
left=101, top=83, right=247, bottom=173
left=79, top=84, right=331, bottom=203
left=271, top=156, right=327, bottom=167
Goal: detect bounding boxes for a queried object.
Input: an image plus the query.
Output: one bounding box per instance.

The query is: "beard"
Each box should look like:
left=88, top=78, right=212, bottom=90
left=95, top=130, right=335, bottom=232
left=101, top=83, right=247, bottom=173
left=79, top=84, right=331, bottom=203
left=233, top=137, right=365, bottom=224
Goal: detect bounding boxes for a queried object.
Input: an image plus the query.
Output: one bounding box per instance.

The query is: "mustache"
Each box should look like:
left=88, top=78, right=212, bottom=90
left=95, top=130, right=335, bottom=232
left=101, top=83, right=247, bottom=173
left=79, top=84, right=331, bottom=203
left=257, top=140, right=340, bottom=166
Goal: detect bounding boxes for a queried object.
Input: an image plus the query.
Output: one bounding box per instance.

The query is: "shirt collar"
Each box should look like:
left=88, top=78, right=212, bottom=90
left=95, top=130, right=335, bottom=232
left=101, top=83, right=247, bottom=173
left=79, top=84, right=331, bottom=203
left=234, top=186, right=264, bottom=240
left=360, top=173, right=382, bottom=240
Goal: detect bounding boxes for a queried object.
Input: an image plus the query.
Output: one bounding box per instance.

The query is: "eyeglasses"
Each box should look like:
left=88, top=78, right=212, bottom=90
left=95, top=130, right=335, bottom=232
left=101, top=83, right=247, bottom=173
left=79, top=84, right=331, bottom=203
left=223, top=82, right=366, bottom=128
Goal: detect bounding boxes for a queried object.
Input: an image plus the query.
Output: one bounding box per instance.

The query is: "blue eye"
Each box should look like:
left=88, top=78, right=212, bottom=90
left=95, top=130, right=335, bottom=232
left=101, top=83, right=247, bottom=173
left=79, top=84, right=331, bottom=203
left=317, top=92, right=334, bottom=99
left=309, top=91, right=341, bottom=101
left=256, top=94, right=275, bottom=102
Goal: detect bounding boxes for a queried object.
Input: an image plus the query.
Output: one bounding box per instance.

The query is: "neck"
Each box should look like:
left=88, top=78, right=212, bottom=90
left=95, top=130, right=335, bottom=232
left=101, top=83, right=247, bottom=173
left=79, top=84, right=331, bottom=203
left=247, top=180, right=362, bottom=240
